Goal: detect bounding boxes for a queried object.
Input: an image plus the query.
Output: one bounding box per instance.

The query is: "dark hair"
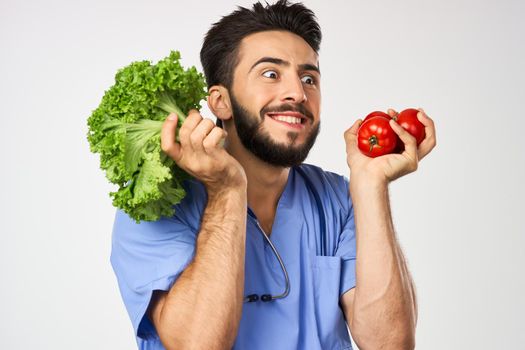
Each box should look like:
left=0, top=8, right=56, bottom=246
left=200, top=0, right=322, bottom=91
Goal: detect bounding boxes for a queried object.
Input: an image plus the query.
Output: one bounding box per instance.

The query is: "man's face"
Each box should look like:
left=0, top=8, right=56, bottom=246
left=229, top=30, right=321, bottom=167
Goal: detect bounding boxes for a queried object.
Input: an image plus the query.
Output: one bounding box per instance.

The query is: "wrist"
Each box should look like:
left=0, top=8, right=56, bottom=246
left=349, top=173, right=388, bottom=196
left=206, top=182, right=247, bottom=202
left=205, top=165, right=247, bottom=195
left=204, top=186, right=247, bottom=232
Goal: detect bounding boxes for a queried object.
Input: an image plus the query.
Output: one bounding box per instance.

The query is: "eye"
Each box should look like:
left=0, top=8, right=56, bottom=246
left=262, top=70, right=278, bottom=79
left=301, top=75, right=315, bottom=85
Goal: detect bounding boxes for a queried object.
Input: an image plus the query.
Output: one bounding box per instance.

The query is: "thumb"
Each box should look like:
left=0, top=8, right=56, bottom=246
left=161, top=113, right=182, bottom=161
left=352, top=118, right=363, bottom=132
left=344, top=118, right=362, bottom=150
left=345, top=118, right=362, bottom=138
left=389, top=119, right=417, bottom=158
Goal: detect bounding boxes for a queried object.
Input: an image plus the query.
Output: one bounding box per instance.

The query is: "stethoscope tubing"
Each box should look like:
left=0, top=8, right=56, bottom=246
left=244, top=166, right=327, bottom=303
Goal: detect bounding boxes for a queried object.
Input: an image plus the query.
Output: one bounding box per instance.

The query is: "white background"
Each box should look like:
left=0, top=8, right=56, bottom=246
left=1, top=0, right=524, bottom=349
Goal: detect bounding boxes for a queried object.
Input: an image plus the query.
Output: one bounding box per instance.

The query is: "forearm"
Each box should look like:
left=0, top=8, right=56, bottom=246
left=157, top=187, right=247, bottom=350
left=349, top=179, right=417, bottom=349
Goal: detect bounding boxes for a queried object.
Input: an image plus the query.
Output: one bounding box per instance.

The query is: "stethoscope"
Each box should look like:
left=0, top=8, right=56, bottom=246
left=244, top=166, right=327, bottom=303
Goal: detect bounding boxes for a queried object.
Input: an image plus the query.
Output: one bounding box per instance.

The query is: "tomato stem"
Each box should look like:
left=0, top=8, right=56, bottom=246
left=368, top=134, right=382, bottom=153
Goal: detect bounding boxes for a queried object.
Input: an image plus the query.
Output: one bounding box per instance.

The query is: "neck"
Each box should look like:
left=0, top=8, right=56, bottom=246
left=223, top=129, right=290, bottom=212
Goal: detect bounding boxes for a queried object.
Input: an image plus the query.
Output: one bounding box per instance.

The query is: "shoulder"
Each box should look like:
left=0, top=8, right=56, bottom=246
left=297, top=163, right=348, bottom=187
left=110, top=179, right=206, bottom=287
left=112, top=178, right=208, bottom=238
left=296, top=163, right=350, bottom=209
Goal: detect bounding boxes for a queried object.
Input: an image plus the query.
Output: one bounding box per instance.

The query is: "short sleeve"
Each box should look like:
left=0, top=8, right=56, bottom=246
left=335, top=176, right=357, bottom=297
left=110, top=181, right=205, bottom=340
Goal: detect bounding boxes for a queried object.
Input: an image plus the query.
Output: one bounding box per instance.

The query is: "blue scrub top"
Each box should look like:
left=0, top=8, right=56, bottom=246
left=111, top=164, right=357, bottom=350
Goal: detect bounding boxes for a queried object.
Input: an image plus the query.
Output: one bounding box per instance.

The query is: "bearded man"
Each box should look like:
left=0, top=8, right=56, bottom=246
left=111, top=1, right=436, bottom=349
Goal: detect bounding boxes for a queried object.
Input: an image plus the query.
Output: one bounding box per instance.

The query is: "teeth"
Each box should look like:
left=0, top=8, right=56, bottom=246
left=272, top=115, right=302, bottom=124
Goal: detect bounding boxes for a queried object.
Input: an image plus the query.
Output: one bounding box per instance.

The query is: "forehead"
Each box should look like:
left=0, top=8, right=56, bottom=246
left=236, top=30, right=319, bottom=70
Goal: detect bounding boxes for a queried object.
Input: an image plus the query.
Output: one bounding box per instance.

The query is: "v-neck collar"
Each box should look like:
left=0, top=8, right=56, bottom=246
left=247, top=166, right=296, bottom=232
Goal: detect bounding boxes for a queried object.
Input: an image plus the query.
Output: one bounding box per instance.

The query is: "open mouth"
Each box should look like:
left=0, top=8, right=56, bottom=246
left=266, top=112, right=308, bottom=128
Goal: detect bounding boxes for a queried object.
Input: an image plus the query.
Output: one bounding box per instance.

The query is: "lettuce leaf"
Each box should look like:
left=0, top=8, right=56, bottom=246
left=87, top=51, right=207, bottom=222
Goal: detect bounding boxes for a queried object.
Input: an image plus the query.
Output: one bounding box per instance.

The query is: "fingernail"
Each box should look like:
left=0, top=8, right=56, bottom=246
left=168, top=113, right=177, bottom=121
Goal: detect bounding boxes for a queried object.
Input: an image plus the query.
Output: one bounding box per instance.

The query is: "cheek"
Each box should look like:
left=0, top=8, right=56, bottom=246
left=307, top=87, right=320, bottom=101
left=248, top=88, right=279, bottom=111
left=307, top=91, right=321, bottom=113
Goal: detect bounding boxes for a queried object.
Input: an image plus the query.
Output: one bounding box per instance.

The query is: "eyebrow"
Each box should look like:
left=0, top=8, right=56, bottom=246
left=249, top=56, right=321, bottom=75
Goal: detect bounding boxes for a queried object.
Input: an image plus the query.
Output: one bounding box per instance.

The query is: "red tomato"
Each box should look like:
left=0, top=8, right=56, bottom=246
left=363, top=110, right=391, bottom=123
left=357, top=116, right=398, bottom=157
left=394, top=139, right=405, bottom=154
left=395, top=108, right=426, bottom=145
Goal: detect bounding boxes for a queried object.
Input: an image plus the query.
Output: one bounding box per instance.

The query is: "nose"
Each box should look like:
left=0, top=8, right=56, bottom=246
left=281, top=76, right=307, bottom=104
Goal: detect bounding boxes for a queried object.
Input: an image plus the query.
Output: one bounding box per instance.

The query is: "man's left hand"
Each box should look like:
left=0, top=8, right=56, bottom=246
left=344, top=108, right=437, bottom=184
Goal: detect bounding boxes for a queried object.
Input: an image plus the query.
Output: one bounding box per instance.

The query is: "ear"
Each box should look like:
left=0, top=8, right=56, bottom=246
left=207, top=85, right=232, bottom=122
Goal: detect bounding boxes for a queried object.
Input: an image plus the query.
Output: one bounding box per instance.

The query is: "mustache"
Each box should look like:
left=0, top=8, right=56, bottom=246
left=260, top=103, right=314, bottom=121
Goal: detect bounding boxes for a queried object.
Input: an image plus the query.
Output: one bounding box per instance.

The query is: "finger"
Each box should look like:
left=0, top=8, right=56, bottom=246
left=344, top=119, right=363, bottom=144
left=190, top=118, right=216, bottom=152
left=417, top=108, right=435, bottom=131
left=389, top=119, right=418, bottom=168
left=416, top=109, right=437, bottom=160
left=178, top=110, right=203, bottom=151
left=161, top=113, right=182, bottom=161
left=202, top=127, right=228, bottom=154
left=344, top=118, right=362, bottom=138
left=387, top=108, right=399, bottom=118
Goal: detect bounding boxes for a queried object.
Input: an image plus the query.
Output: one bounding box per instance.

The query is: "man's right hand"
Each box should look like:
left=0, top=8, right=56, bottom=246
left=161, top=110, right=247, bottom=194
left=155, top=110, right=247, bottom=350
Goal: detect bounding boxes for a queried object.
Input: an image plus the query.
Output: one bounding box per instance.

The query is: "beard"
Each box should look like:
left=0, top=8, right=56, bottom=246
left=230, top=93, right=321, bottom=168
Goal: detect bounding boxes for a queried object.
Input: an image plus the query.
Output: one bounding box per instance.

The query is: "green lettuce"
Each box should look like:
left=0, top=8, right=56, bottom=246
left=87, top=51, right=207, bottom=222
